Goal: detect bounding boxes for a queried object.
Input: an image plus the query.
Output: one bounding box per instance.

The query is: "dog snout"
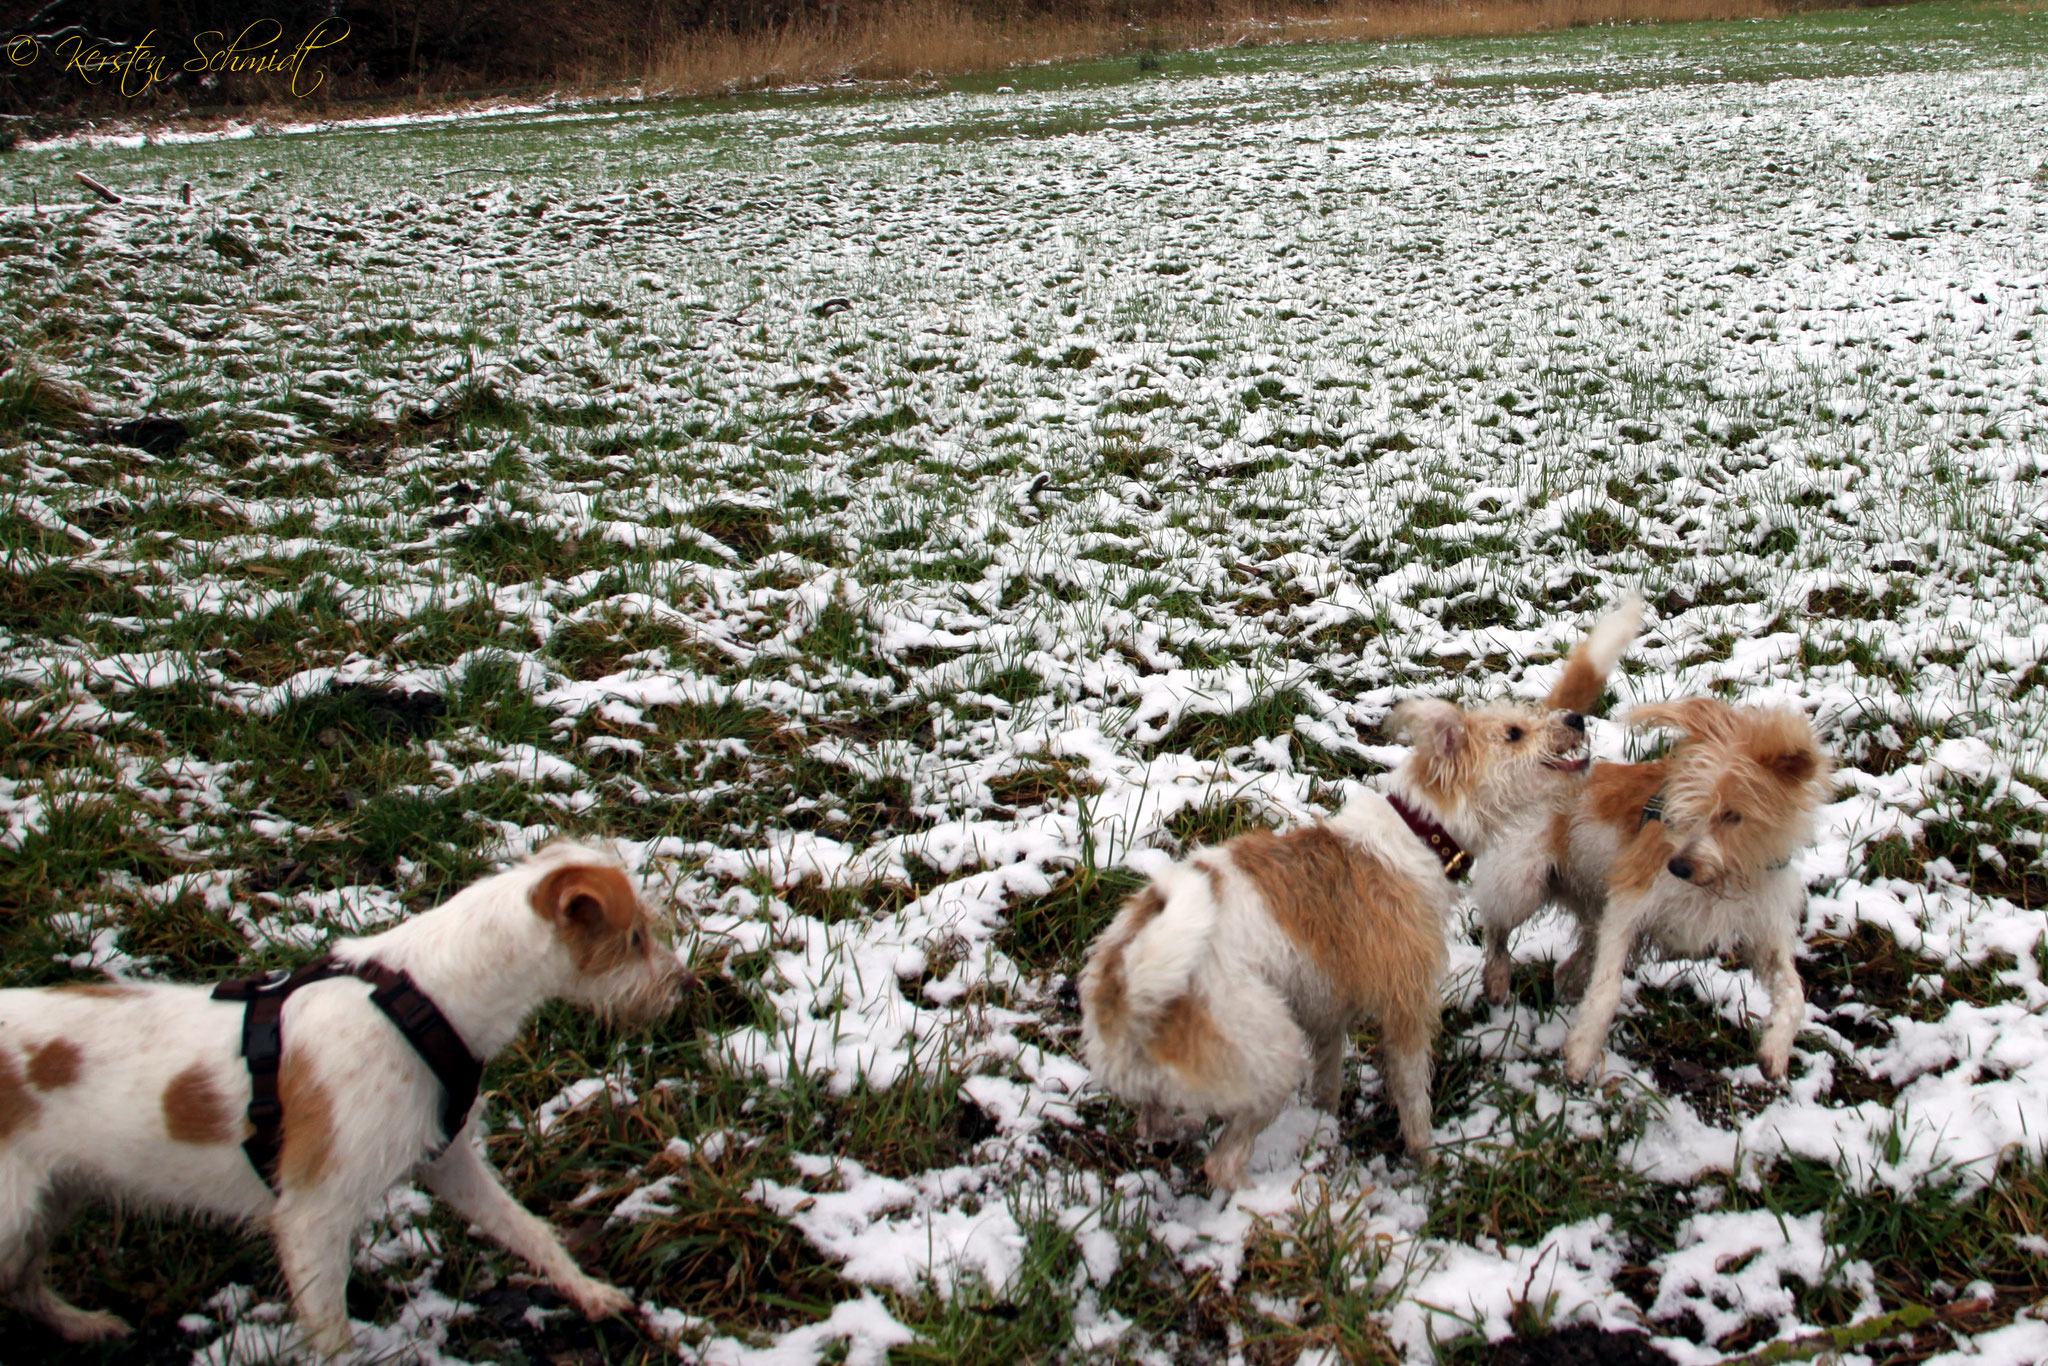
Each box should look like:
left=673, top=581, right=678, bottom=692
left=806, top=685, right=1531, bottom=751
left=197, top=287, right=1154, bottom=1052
left=655, top=955, right=695, bottom=1003
left=1667, top=856, right=1694, bottom=882
left=1563, top=711, right=1586, bottom=733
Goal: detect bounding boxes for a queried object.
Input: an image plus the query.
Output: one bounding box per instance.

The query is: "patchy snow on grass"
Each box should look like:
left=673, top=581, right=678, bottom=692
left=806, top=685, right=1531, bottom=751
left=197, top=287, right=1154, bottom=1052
left=5, top=3, right=2048, bottom=1362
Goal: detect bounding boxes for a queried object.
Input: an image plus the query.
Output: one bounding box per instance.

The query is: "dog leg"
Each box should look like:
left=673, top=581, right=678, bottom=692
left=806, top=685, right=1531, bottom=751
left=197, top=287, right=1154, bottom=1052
left=1552, top=895, right=1607, bottom=1003
left=1381, top=1001, right=1438, bottom=1165
left=10, top=1268, right=132, bottom=1343
left=1203, top=1097, right=1285, bottom=1193
left=1749, top=934, right=1805, bottom=1081
left=271, top=1193, right=362, bottom=1358
left=1473, top=844, right=1551, bottom=1006
left=423, top=1136, right=632, bottom=1320
left=0, top=1184, right=129, bottom=1343
left=1136, top=1101, right=1196, bottom=1143
left=1482, top=923, right=1517, bottom=1006
left=1562, top=898, right=1645, bottom=1084
left=1309, top=1029, right=1347, bottom=1114
left=1551, top=948, right=1591, bottom=1004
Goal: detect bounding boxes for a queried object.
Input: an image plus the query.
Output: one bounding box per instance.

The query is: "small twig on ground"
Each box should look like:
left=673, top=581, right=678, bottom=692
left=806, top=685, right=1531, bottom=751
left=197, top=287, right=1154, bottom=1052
left=73, top=172, right=121, bottom=203
left=1723, top=1303, right=1939, bottom=1364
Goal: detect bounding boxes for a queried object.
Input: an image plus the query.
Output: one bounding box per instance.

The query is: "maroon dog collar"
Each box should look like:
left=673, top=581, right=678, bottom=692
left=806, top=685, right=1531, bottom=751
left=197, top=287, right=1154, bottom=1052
left=1387, top=793, right=1472, bottom=880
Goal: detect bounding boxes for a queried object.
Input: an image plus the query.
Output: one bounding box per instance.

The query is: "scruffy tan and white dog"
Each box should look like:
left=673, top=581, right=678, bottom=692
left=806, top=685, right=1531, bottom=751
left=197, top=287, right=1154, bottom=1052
left=0, top=841, right=687, bottom=1356
left=1077, top=599, right=1641, bottom=1190
left=1475, top=697, right=1832, bottom=1082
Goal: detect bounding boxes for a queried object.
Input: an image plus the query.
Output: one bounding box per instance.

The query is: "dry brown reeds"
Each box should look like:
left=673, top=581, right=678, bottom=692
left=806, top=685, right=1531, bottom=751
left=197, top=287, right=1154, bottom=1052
left=639, top=0, right=1788, bottom=96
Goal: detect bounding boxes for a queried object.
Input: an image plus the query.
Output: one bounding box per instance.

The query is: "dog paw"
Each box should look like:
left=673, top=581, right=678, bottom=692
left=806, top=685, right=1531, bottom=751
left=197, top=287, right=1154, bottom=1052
left=53, top=1308, right=132, bottom=1343
left=300, top=1320, right=358, bottom=1359
left=1561, top=1035, right=1603, bottom=1085
left=1482, top=955, right=1512, bottom=1006
left=1758, top=1043, right=1791, bottom=1081
left=567, top=1279, right=635, bottom=1321
left=1203, top=1153, right=1249, bottom=1193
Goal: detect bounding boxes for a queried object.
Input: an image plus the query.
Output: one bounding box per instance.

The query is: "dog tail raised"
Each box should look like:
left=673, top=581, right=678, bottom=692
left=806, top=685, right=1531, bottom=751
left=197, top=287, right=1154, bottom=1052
left=1543, top=593, right=1643, bottom=714
left=1116, top=862, right=1217, bottom=1024
left=1081, top=861, right=1219, bottom=1048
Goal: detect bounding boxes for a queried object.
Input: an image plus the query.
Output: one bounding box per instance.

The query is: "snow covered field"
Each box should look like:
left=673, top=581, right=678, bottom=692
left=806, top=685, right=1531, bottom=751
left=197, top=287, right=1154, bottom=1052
left=4, top=3, right=2048, bottom=1362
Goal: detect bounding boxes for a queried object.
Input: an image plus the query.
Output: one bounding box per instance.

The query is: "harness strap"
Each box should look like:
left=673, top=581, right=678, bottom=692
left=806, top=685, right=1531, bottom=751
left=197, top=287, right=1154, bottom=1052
left=212, top=955, right=482, bottom=1192
left=350, top=959, right=483, bottom=1156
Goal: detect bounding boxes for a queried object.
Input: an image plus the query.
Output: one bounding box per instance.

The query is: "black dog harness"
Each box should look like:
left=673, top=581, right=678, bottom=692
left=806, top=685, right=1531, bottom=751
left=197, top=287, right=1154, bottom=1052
left=211, top=955, right=483, bottom=1191
left=1640, top=793, right=1666, bottom=829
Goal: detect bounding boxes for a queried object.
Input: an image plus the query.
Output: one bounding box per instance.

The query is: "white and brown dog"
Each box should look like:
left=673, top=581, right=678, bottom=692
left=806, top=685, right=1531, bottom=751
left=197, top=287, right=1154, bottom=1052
left=1475, top=697, right=1832, bottom=1082
left=1077, top=599, right=1640, bottom=1190
left=0, top=841, right=687, bottom=1356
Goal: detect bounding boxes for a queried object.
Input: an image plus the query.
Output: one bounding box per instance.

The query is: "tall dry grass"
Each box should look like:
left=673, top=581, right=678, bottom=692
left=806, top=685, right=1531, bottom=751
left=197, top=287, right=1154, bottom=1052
left=640, top=0, right=1789, bottom=95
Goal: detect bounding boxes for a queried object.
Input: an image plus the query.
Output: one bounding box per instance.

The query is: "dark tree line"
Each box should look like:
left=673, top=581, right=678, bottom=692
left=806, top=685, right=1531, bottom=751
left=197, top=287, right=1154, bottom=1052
left=2, top=0, right=1214, bottom=119
left=4, top=1, right=642, bottom=108
left=0, top=1, right=730, bottom=116
left=1, top=0, right=1294, bottom=130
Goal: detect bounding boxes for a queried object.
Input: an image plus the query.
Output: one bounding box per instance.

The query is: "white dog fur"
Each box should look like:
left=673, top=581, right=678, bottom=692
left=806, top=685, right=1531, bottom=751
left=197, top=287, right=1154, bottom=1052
left=1078, top=598, right=1641, bottom=1190
left=1473, top=697, right=1832, bottom=1082
left=0, top=840, right=687, bottom=1356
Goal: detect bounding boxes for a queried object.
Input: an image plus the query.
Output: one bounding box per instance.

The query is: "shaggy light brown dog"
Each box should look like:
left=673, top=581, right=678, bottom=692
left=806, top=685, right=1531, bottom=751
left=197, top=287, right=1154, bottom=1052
left=1079, top=600, right=1640, bottom=1189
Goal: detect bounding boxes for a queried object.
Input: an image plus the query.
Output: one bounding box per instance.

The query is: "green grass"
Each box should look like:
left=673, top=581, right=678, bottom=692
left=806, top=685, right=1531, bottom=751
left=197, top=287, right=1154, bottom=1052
left=4, top=1, right=2048, bottom=1360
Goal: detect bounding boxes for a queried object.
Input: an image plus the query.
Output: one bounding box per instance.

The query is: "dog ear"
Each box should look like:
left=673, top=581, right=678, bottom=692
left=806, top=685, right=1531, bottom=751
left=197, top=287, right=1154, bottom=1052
left=1386, top=700, right=1468, bottom=784
left=531, top=864, right=639, bottom=935
left=1763, top=746, right=1819, bottom=784
left=1751, top=710, right=1831, bottom=789
left=1625, top=697, right=1732, bottom=740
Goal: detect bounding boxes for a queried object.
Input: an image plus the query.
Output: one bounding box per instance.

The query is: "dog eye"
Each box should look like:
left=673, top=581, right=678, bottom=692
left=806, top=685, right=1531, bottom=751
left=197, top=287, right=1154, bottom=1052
left=1505, top=726, right=1524, bottom=743
left=1722, top=811, right=1743, bottom=825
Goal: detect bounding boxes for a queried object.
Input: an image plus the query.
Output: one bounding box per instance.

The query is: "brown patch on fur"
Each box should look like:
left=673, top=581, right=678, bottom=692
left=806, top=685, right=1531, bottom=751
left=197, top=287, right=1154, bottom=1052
left=1629, top=697, right=1736, bottom=741
left=48, top=982, right=140, bottom=998
left=162, top=1063, right=240, bottom=1145
left=1127, top=883, right=1167, bottom=931
left=1545, top=643, right=1606, bottom=713
left=1230, top=826, right=1446, bottom=1015
left=1764, top=747, right=1819, bottom=784
left=277, top=1051, right=336, bottom=1188
left=1546, top=807, right=1574, bottom=871
left=0, top=1047, right=37, bottom=1141
left=1742, top=709, right=1829, bottom=789
left=1086, top=885, right=1163, bottom=1038
left=531, top=863, right=648, bottom=974
left=1385, top=700, right=1476, bottom=808
left=1586, top=761, right=1670, bottom=833
left=1145, top=992, right=1232, bottom=1083
left=26, top=1039, right=82, bottom=1091
left=1542, top=599, right=1639, bottom=711
left=1611, top=824, right=1673, bottom=899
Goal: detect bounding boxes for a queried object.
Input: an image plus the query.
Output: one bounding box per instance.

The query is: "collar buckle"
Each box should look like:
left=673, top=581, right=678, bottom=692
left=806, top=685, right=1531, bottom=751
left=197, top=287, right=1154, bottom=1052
left=1386, top=793, right=1471, bottom=883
